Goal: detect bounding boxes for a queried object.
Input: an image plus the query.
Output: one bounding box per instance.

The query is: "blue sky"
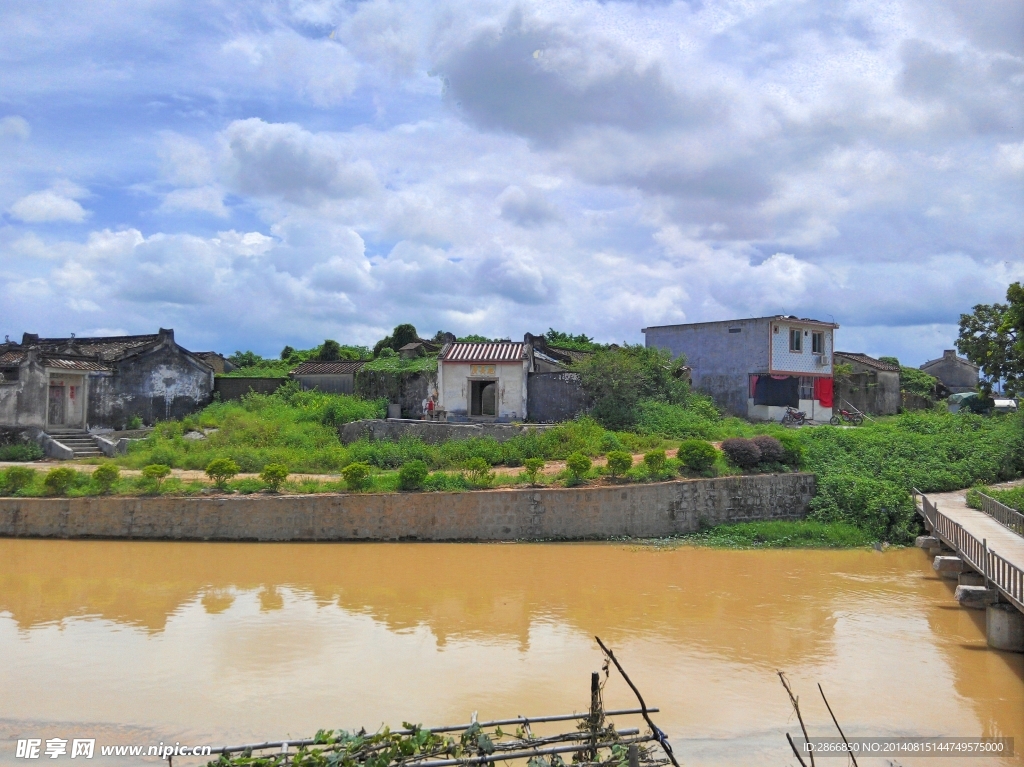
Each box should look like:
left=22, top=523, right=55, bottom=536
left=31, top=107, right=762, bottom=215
left=1, top=0, right=1022, bottom=364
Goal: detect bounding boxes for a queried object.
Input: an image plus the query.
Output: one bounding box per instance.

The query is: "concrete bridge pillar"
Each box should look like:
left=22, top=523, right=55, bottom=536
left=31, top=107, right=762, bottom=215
left=986, top=604, right=1024, bottom=652
left=956, top=585, right=997, bottom=609
left=933, top=555, right=964, bottom=579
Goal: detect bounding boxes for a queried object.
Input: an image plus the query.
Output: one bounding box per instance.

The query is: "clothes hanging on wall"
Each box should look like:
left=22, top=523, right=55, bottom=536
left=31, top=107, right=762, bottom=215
left=814, top=376, right=834, bottom=407
left=753, top=375, right=799, bottom=407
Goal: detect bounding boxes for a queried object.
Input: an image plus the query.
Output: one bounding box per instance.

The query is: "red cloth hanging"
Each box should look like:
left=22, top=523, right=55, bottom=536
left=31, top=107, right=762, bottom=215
left=814, top=377, right=834, bottom=407
left=749, top=375, right=758, bottom=397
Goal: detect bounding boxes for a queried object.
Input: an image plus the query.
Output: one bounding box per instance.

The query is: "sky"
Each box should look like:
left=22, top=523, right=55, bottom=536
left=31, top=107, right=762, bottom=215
left=0, top=0, right=1022, bottom=365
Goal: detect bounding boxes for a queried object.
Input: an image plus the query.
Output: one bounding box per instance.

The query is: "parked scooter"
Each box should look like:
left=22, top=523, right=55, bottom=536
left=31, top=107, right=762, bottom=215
left=829, top=408, right=863, bottom=426
left=780, top=407, right=807, bottom=426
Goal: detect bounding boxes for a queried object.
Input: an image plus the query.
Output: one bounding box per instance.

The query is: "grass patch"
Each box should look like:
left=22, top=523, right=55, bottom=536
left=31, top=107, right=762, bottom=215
left=683, top=520, right=877, bottom=548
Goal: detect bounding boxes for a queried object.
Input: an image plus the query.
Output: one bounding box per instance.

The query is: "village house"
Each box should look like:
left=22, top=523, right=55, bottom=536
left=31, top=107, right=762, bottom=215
left=833, top=352, right=901, bottom=415
left=0, top=329, right=213, bottom=445
left=920, top=350, right=979, bottom=394
left=642, top=316, right=838, bottom=421
left=437, top=341, right=528, bottom=421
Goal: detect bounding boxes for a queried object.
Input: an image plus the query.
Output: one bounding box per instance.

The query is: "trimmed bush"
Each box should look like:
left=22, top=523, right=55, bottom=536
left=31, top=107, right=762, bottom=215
left=342, top=462, right=371, bottom=491
left=566, top=452, right=592, bottom=480
left=676, top=440, right=718, bottom=473
left=643, top=450, right=667, bottom=473
left=43, top=467, right=80, bottom=496
left=2, top=466, right=36, bottom=494
left=142, top=463, right=171, bottom=487
left=751, top=435, right=785, bottom=464
left=205, top=458, right=240, bottom=489
left=464, top=457, right=493, bottom=487
left=721, top=438, right=761, bottom=469
left=91, top=464, right=120, bottom=494
left=260, top=463, right=289, bottom=491
left=398, top=460, right=429, bottom=491
left=522, top=457, right=545, bottom=485
left=606, top=450, right=633, bottom=478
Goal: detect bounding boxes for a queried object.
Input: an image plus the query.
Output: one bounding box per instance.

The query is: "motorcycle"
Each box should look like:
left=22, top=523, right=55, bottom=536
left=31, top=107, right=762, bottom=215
left=780, top=407, right=807, bottom=426
left=830, top=408, right=863, bottom=426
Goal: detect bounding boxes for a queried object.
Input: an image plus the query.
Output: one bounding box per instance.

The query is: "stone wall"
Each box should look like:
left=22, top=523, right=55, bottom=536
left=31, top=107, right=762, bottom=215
left=0, top=473, right=815, bottom=541
left=213, top=377, right=288, bottom=401
left=339, top=419, right=556, bottom=445
left=355, top=370, right=434, bottom=419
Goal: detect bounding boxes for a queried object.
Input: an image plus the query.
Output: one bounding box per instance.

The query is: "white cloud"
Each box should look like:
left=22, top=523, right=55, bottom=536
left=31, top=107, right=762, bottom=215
left=160, top=186, right=228, bottom=217
left=0, top=116, right=30, bottom=140
left=9, top=184, right=89, bottom=223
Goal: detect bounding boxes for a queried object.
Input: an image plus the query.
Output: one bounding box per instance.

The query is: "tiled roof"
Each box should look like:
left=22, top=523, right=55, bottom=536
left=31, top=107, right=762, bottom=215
left=42, top=357, right=112, bottom=372
left=548, top=346, right=592, bottom=364
left=835, top=352, right=899, bottom=372
left=292, top=360, right=366, bottom=375
left=0, top=351, right=25, bottom=366
left=441, top=342, right=525, bottom=363
left=32, top=334, right=162, bottom=361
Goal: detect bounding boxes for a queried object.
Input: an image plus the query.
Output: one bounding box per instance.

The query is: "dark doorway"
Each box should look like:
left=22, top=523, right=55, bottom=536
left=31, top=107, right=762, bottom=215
left=470, top=380, right=497, bottom=416
left=48, top=384, right=65, bottom=425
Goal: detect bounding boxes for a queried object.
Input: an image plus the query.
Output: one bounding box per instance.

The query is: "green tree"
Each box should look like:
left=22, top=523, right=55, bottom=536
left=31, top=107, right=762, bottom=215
left=606, top=450, right=633, bottom=479
left=280, top=345, right=295, bottom=360
left=260, top=463, right=289, bottom=491
left=318, top=340, right=342, bottom=361
left=956, top=282, right=1024, bottom=395
left=374, top=324, right=420, bottom=357
left=342, top=462, right=371, bottom=491
left=465, top=457, right=493, bottom=486
left=205, top=458, right=240, bottom=489
left=522, top=457, right=545, bottom=485
left=228, top=350, right=265, bottom=368
left=565, top=452, right=591, bottom=482
left=92, top=463, right=120, bottom=494
left=574, top=345, right=689, bottom=429
left=643, top=449, right=667, bottom=474
left=545, top=329, right=605, bottom=352
left=398, top=460, right=428, bottom=491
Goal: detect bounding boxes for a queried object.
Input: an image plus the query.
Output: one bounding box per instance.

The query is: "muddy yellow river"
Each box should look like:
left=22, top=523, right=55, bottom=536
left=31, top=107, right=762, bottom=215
left=1, top=540, right=1021, bottom=765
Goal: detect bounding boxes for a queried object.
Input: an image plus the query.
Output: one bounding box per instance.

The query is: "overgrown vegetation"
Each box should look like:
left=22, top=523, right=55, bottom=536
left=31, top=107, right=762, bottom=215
left=0, top=442, right=44, bottom=461
left=681, top=520, right=877, bottom=548
left=878, top=356, right=939, bottom=398
left=223, top=341, right=371, bottom=378
left=967, top=483, right=1024, bottom=512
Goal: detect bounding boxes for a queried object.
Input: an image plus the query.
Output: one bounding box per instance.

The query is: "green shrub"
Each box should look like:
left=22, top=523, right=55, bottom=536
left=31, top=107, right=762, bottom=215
left=398, top=460, right=428, bottom=491
left=259, top=463, right=290, bottom=492
left=43, top=467, right=80, bottom=496
left=634, top=398, right=720, bottom=440
left=341, top=462, right=371, bottom=491
left=643, top=450, right=667, bottom=473
left=676, top=440, right=718, bottom=473
left=685, top=520, right=876, bottom=548
left=522, top=457, right=545, bottom=485
left=423, top=472, right=471, bottom=492
left=232, top=477, right=265, bottom=494
left=776, top=432, right=805, bottom=468
left=606, top=450, right=633, bottom=478
left=205, top=458, right=240, bottom=489
left=142, top=463, right=171, bottom=488
left=0, top=442, right=44, bottom=461
left=91, top=464, right=120, bottom=494
left=751, top=435, right=785, bottom=465
left=721, top=438, right=761, bottom=469
left=126, top=415, right=143, bottom=430
left=566, top=452, right=592, bottom=481
left=2, top=466, right=35, bottom=494
left=464, top=457, right=493, bottom=487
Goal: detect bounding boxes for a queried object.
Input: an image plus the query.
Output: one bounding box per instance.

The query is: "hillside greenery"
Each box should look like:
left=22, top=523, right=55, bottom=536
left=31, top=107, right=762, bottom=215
left=222, top=342, right=371, bottom=378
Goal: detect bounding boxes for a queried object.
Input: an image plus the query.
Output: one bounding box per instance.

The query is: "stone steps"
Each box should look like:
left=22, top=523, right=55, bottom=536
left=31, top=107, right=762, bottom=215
left=46, top=430, right=104, bottom=458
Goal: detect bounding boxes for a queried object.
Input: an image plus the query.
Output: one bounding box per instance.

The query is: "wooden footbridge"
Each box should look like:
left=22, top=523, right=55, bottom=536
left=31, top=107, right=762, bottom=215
left=915, top=486, right=1024, bottom=649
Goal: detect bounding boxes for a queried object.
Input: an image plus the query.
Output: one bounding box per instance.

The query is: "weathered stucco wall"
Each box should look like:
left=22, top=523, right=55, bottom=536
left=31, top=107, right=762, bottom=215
left=921, top=351, right=978, bottom=394
left=0, top=473, right=815, bottom=541
left=88, top=345, right=213, bottom=427
left=836, top=371, right=900, bottom=416
left=340, top=419, right=556, bottom=444
left=440, top=361, right=526, bottom=421
left=295, top=373, right=355, bottom=394
left=355, top=370, right=435, bottom=419
left=527, top=372, right=588, bottom=423
left=0, top=358, right=47, bottom=429
left=213, top=377, right=288, bottom=401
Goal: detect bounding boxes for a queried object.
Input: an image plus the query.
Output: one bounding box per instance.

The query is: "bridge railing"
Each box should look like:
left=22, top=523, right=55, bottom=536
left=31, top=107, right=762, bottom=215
left=914, top=489, right=1024, bottom=613
left=976, top=492, right=1024, bottom=537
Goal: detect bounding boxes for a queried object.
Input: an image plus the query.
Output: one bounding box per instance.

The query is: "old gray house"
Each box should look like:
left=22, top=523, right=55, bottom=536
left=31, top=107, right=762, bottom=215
left=643, top=316, right=838, bottom=421
left=833, top=352, right=901, bottom=415
left=0, top=329, right=213, bottom=445
left=920, top=350, right=979, bottom=394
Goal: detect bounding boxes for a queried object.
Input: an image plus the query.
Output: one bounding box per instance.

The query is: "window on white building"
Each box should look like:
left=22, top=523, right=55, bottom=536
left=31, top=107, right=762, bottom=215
left=812, top=331, right=824, bottom=354
left=799, top=376, right=814, bottom=400
left=789, top=328, right=802, bottom=352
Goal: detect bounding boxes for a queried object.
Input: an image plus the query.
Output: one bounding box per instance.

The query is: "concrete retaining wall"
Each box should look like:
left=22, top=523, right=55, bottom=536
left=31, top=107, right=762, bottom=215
left=0, top=473, right=815, bottom=541
left=213, top=377, right=288, bottom=401
left=339, top=419, right=557, bottom=445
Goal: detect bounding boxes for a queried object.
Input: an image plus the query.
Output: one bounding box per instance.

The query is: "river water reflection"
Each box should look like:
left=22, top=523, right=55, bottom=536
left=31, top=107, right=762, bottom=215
left=1, top=540, right=1022, bottom=766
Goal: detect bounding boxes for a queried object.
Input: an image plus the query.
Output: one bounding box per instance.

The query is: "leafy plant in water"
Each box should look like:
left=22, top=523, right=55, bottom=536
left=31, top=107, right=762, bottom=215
left=206, top=458, right=240, bottom=489
left=259, top=463, right=289, bottom=492
left=342, top=462, right=371, bottom=491
left=92, top=463, right=120, bottom=494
